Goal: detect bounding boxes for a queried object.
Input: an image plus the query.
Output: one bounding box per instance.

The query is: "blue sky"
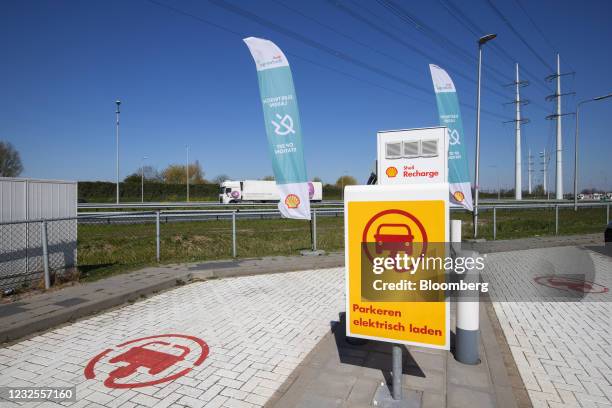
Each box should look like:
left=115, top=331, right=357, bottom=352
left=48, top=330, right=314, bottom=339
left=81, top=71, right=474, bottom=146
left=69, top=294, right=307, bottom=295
left=2, top=0, right=611, bottom=191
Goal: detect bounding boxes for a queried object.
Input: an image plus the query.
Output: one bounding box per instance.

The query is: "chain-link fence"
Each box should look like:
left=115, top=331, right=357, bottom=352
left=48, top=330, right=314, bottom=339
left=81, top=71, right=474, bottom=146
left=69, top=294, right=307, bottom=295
left=0, top=203, right=609, bottom=293
left=0, top=217, right=77, bottom=292
left=78, top=213, right=157, bottom=282
left=451, top=203, right=610, bottom=240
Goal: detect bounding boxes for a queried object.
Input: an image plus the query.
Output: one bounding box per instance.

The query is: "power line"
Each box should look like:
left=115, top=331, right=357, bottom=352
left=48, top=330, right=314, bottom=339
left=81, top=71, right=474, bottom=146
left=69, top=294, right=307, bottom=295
left=143, top=0, right=428, bottom=103
left=437, top=0, right=552, bottom=95
left=277, top=0, right=508, bottom=102
left=438, top=0, right=514, bottom=64
left=373, top=0, right=553, bottom=116
left=484, top=0, right=554, bottom=72
left=436, top=0, right=480, bottom=37
left=269, top=0, right=422, bottom=75
left=375, top=0, right=473, bottom=66
left=329, top=0, right=509, bottom=101
left=330, top=1, right=455, bottom=75
left=208, top=0, right=433, bottom=95
left=513, top=0, right=556, bottom=54
left=145, top=0, right=507, bottom=121
left=209, top=0, right=511, bottom=119
left=376, top=0, right=513, bottom=84
left=513, top=0, right=574, bottom=73
left=287, top=53, right=428, bottom=103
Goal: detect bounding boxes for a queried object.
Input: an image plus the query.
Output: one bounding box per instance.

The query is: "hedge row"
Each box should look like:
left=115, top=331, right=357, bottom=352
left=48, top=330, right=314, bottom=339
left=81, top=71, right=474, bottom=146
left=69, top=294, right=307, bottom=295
left=78, top=181, right=342, bottom=202
left=77, top=181, right=218, bottom=202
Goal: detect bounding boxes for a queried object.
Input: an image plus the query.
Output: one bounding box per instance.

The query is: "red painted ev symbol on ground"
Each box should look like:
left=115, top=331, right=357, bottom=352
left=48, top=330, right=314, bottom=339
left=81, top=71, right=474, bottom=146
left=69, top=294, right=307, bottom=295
left=84, top=334, right=209, bottom=388
left=533, top=276, right=608, bottom=294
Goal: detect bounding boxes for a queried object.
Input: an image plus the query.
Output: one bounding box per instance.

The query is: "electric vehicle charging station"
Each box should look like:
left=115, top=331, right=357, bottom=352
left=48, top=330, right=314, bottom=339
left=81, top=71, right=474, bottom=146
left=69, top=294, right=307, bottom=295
left=377, top=127, right=448, bottom=186
left=345, top=126, right=451, bottom=405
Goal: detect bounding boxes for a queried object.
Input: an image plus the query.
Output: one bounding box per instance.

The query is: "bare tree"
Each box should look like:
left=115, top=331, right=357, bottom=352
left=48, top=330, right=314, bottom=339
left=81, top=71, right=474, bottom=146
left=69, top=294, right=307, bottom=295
left=123, top=166, right=162, bottom=183
left=0, top=141, right=23, bottom=177
left=336, top=175, right=357, bottom=186
left=212, top=174, right=231, bottom=184
left=162, top=161, right=205, bottom=184
left=141, top=165, right=162, bottom=181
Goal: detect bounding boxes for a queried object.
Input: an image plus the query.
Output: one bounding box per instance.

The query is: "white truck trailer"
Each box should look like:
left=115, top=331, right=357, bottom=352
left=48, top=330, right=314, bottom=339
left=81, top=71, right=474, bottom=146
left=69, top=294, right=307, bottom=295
left=219, top=180, right=322, bottom=204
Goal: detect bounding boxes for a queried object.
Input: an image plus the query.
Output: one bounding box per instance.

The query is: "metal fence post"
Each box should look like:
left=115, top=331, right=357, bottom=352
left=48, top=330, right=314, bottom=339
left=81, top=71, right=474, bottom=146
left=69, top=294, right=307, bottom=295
left=555, top=205, right=559, bottom=235
left=156, top=211, right=160, bottom=262
left=312, top=209, right=317, bottom=251
left=41, top=220, right=50, bottom=289
left=607, top=204, right=610, bottom=224
left=232, top=211, right=237, bottom=258
left=493, top=207, right=497, bottom=241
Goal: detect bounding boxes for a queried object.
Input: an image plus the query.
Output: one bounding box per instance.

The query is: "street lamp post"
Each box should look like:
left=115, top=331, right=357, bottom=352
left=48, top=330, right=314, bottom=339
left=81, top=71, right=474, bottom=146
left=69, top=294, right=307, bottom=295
left=340, top=170, right=348, bottom=201
left=473, top=34, right=497, bottom=238
left=115, top=100, right=121, bottom=204
left=574, top=92, right=612, bottom=210
left=141, top=156, right=148, bottom=203
left=186, top=145, right=190, bottom=202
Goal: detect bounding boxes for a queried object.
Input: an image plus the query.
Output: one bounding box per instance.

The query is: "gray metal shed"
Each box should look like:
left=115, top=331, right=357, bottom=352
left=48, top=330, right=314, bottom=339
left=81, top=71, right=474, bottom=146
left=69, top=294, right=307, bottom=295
left=0, top=178, right=78, bottom=291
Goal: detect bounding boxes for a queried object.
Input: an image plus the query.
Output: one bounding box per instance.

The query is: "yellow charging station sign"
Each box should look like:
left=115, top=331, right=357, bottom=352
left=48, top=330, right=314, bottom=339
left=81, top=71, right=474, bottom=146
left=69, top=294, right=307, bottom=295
left=345, top=185, right=449, bottom=349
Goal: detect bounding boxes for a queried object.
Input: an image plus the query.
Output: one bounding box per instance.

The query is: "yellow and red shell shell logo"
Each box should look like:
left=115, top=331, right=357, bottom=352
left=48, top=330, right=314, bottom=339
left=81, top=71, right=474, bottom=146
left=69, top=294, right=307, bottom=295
left=453, top=191, right=465, bottom=202
left=385, top=166, right=398, bottom=178
left=284, top=194, right=301, bottom=209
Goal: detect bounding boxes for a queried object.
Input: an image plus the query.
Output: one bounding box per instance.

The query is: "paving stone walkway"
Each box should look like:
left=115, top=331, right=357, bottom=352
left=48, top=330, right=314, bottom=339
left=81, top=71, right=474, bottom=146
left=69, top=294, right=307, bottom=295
left=0, top=268, right=345, bottom=407
left=489, top=247, right=612, bottom=408
left=0, top=254, right=344, bottom=343
left=0, top=235, right=607, bottom=407
left=266, top=304, right=518, bottom=408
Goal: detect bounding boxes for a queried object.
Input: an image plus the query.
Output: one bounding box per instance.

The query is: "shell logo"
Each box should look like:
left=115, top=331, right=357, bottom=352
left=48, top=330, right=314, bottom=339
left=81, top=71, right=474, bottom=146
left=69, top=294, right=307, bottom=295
left=284, top=194, right=301, bottom=209
left=385, top=166, right=398, bottom=178
left=453, top=191, right=465, bottom=202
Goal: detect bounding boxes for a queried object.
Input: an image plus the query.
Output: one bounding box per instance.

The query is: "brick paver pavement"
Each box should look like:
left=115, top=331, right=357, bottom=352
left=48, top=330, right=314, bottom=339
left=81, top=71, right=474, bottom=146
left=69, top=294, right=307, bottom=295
left=1, top=244, right=609, bottom=408
left=487, top=247, right=612, bottom=408
left=0, top=268, right=345, bottom=407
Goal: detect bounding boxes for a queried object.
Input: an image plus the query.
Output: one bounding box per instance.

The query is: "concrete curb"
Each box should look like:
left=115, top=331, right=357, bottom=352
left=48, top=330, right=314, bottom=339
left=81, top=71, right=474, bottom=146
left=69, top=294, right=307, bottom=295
left=0, top=272, right=193, bottom=344
left=465, top=233, right=602, bottom=254
left=483, top=301, right=532, bottom=408
left=0, top=253, right=344, bottom=344
left=0, top=232, right=600, bottom=344
left=479, top=302, right=523, bottom=408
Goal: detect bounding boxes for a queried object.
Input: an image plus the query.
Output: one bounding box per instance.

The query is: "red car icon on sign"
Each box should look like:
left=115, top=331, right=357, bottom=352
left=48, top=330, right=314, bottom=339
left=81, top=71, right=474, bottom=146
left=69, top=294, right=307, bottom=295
left=374, top=224, right=414, bottom=257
